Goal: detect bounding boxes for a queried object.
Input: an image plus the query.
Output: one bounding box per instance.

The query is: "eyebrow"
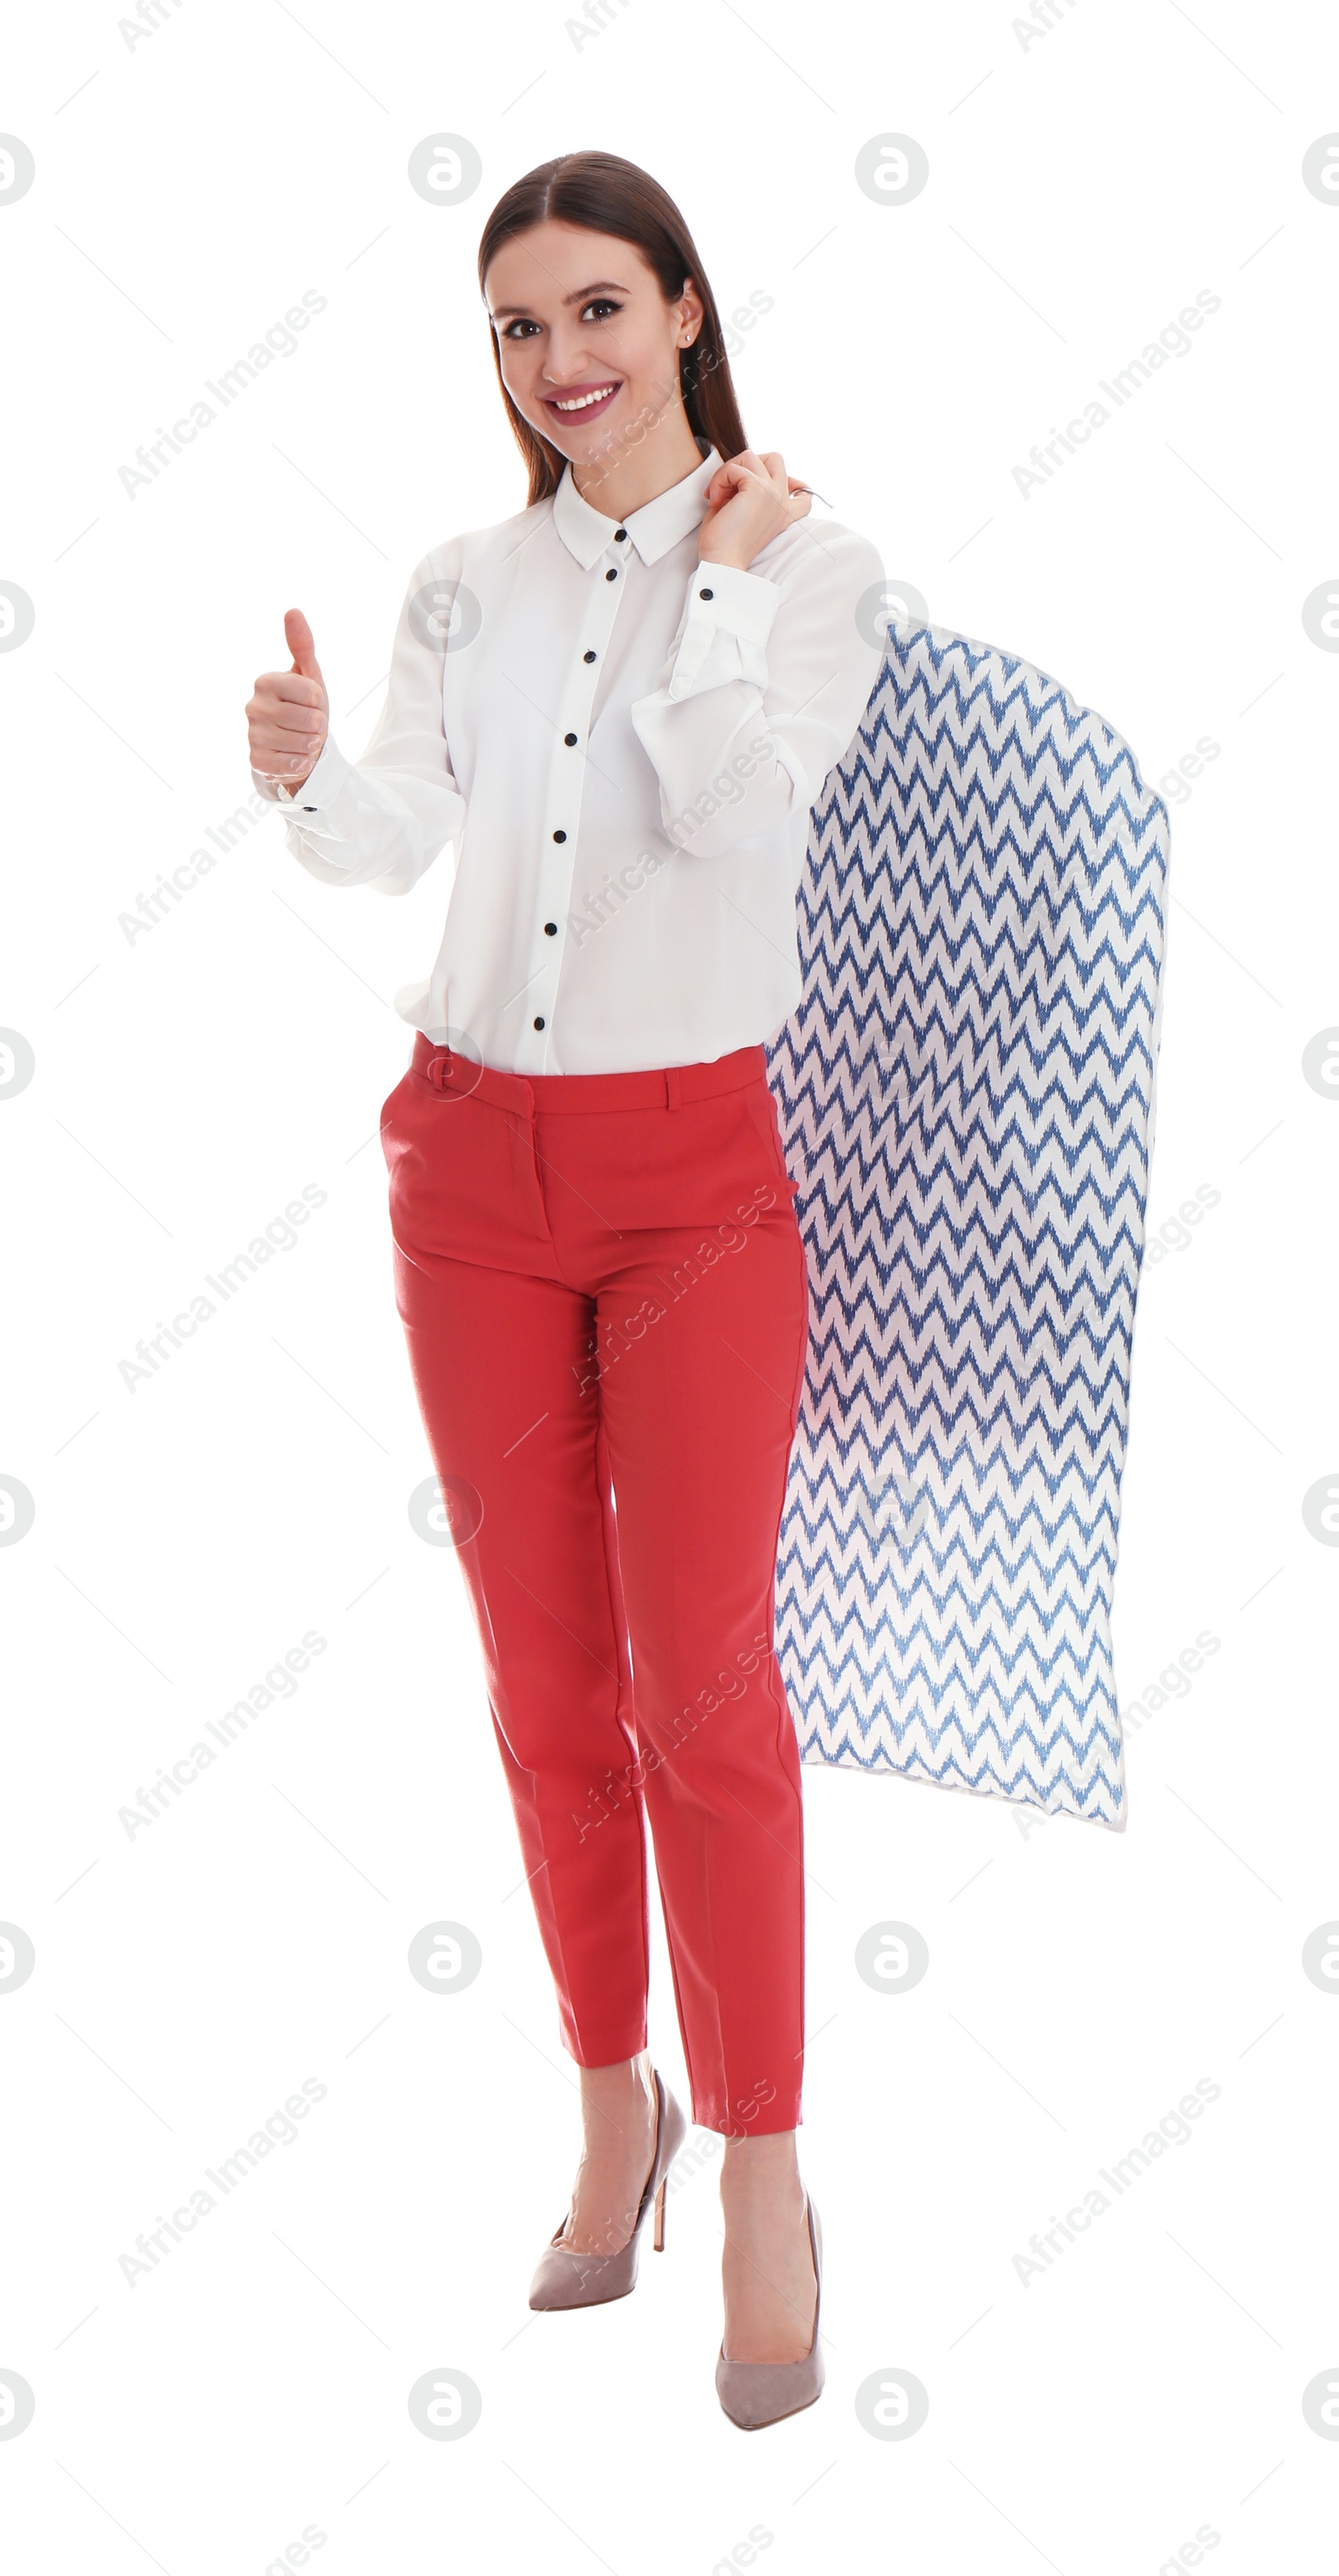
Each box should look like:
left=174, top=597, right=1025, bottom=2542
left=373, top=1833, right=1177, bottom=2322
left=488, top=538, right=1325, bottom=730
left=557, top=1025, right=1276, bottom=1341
left=489, top=279, right=632, bottom=321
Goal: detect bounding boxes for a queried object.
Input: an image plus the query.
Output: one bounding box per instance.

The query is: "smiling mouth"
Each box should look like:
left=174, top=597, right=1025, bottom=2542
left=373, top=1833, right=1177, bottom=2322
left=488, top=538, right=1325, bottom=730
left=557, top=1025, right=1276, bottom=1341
left=542, top=381, right=622, bottom=420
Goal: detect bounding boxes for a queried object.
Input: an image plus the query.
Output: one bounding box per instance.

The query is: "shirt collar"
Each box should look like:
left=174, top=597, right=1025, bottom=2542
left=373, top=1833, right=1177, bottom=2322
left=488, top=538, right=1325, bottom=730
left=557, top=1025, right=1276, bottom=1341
left=552, top=439, right=720, bottom=570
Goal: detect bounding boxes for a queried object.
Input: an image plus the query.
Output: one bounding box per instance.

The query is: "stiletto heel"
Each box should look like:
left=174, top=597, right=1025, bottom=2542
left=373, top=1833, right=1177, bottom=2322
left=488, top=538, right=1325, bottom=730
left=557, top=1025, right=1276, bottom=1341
left=528, top=2066, right=687, bottom=2311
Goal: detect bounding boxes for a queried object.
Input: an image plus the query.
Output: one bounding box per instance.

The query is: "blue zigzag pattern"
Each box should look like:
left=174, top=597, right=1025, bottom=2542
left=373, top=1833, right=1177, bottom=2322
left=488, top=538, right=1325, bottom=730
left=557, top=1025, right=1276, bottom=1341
left=763, top=621, right=1170, bottom=1827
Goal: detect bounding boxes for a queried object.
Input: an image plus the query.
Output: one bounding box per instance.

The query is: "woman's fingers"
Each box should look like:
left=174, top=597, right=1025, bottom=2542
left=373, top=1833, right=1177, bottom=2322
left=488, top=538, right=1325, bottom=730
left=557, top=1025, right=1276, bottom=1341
left=697, top=446, right=811, bottom=563
left=285, top=607, right=325, bottom=686
left=705, top=455, right=753, bottom=502
left=258, top=674, right=326, bottom=716
left=246, top=616, right=329, bottom=778
left=712, top=449, right=795, bottom=502
left=267, top=716, right=326, bottom=753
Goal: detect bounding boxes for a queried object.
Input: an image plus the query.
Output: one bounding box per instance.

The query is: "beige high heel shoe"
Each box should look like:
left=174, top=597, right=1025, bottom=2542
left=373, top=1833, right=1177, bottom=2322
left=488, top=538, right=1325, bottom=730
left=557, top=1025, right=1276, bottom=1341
left=527, top=2066, right=688, bottom=2311
left=716, top=2193, right=824, bottom=2429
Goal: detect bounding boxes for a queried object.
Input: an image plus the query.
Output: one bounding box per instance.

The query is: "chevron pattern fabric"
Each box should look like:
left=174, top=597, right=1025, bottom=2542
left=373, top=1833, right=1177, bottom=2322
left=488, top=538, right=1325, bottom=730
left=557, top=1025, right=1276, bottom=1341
left=763, top=620, right=1171, bottom=1827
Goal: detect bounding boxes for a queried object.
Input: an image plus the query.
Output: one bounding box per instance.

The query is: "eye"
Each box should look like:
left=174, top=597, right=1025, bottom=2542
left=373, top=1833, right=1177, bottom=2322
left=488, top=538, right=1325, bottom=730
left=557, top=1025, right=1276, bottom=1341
left=500, top=298, right=623, bottom=340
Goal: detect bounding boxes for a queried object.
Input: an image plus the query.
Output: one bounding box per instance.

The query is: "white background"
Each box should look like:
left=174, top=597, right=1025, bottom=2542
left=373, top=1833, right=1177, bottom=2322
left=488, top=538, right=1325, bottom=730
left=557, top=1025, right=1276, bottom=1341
left=3, top=3, right=1337, bottom=2568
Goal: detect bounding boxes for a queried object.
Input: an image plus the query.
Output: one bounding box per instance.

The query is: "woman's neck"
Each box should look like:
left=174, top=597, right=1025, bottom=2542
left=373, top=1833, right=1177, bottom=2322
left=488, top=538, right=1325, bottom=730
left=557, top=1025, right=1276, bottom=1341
left=569, top=404, right=705, bottom=523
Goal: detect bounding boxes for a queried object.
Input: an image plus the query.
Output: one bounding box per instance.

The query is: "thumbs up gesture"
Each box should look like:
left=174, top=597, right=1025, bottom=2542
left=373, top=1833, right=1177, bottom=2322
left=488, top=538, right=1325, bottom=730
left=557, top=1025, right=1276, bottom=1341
left=246, top=609, right=330, bottom=788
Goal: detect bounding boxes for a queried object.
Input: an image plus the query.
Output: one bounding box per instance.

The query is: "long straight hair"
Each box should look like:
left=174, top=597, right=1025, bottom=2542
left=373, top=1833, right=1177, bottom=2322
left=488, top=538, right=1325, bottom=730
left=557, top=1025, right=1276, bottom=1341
left=475, top=152, right=749, bottom=506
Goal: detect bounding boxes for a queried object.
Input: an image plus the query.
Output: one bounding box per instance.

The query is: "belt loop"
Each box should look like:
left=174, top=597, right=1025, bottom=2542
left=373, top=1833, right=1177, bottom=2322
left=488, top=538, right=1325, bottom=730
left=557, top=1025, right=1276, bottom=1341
left=664, top=1067, right=681, bottom=1112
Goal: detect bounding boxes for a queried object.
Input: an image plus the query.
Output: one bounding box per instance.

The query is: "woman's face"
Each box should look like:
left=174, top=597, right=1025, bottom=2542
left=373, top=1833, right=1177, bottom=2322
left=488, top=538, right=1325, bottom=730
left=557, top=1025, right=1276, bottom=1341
left=485, top=220, right=705, bottom=469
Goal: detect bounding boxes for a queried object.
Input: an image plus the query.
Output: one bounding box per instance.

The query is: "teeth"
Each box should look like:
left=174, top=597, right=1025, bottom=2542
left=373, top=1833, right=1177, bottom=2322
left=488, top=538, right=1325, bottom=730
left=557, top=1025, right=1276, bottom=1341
left=552, top=385, right=617, bottom=412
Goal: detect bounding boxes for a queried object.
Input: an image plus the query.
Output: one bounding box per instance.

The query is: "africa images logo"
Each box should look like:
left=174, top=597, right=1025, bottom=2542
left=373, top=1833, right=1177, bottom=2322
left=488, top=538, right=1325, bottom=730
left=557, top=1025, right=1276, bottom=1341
left=1012, top=288, right=1222, bottom=498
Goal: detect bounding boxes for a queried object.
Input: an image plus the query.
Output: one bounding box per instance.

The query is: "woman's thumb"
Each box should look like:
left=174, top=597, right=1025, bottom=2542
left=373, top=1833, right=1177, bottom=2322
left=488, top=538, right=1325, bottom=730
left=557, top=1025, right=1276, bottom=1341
left=285, top=608, right=323, bottom=685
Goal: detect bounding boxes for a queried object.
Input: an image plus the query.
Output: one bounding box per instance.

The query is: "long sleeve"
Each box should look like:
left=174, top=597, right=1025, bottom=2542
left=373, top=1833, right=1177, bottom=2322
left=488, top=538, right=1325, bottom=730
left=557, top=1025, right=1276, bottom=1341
left=251, top=548, right=468, bottom=897
left=247, top=448, right=890, bottom=1072
left=628, top=522, right=885, bottom=863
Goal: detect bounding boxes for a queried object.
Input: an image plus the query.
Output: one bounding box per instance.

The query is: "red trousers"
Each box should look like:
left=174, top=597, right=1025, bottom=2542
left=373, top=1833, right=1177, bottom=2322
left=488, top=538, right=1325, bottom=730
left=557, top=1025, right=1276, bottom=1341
left=380, top=1034, right=810, bottom=2136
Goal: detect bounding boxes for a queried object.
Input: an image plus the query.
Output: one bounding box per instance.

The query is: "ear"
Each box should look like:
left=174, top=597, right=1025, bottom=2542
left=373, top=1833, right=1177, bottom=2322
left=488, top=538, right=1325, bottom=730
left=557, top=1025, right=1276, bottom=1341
left=678, top=274, right=705, bottom=342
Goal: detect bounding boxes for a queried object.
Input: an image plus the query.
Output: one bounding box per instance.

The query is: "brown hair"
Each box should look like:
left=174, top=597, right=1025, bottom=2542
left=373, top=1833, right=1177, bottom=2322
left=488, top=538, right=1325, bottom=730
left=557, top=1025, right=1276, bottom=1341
left=475, top=151, right=749, bottom=506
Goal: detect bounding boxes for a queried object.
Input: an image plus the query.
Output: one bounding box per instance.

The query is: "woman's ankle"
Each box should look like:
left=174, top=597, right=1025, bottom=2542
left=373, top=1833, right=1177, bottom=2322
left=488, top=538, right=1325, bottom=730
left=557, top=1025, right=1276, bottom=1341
left=719, top=2129, right=805, bottom=2219
left=577, top=2051, right=656, bottom=2141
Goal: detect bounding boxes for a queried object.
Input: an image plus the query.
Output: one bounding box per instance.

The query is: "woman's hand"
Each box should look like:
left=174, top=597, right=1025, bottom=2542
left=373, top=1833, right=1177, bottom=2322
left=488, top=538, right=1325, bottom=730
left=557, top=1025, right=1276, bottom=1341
left=246, top=609, right=330, bottom=786
left=696, top=450, right=813, bottom=571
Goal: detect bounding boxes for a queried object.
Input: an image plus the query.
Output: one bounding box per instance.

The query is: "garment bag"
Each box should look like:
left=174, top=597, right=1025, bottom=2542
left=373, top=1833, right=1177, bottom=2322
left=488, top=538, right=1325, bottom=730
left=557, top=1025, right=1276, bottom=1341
left=765, top=619, right=1172, bottom=1827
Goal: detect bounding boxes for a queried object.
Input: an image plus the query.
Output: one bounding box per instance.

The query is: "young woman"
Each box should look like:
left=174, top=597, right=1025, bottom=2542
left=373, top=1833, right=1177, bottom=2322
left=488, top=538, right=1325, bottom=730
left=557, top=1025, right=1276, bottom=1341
left=245, top=150, right=884, bottom=2429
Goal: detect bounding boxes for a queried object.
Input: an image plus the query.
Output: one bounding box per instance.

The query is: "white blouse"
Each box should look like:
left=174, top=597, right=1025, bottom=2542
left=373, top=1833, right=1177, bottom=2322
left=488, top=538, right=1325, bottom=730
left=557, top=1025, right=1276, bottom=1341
left=255, top=438, right=885, bottom=1076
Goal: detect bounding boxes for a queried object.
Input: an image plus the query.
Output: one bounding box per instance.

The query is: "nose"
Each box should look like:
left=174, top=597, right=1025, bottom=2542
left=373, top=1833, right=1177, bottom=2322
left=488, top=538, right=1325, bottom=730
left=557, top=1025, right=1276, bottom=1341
left=543, top=352, right=601, bottom=389
left=536, top=321, right=616, bottom=388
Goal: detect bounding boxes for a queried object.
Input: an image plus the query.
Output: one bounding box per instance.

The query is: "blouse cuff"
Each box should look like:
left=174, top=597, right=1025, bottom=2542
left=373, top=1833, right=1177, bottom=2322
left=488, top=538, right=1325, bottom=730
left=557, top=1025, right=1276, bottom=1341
left=254, top=733, right=351, bottom=830
left=665, top=560, right=783, bottom=700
